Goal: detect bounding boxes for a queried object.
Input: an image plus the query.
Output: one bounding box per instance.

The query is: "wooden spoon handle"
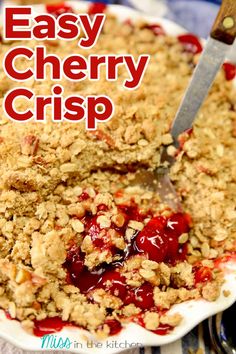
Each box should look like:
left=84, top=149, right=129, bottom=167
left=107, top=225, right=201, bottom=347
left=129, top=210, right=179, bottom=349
left=211, top=0, right=236, bottom=45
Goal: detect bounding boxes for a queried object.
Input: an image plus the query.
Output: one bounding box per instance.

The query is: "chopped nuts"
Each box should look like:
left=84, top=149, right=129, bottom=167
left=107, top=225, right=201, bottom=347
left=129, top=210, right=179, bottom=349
left=21, top=135, right=39, bottom=156
left=15, top=269, right=31, bottom=284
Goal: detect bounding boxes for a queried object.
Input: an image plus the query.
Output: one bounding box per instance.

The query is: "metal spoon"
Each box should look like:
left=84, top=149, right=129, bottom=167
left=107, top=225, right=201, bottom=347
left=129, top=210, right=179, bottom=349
left=134, top=0, right=236, bottom=211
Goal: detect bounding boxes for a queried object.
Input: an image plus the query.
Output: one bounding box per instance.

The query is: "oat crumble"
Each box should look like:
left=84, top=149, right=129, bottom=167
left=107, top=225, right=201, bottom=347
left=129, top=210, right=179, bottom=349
left=0, top=9, right=235, bottom=338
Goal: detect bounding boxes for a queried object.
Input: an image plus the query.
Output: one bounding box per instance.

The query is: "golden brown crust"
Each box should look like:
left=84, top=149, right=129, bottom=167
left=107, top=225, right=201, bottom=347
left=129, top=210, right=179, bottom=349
left=0, top=13, right=235, bottom=337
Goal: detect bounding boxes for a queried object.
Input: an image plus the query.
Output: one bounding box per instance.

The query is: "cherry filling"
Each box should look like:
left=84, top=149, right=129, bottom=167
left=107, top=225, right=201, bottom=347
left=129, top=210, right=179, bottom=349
left=62, top=201, right=191, bottom=336
left=124, top=283, right=155, bottom=310
left=104, top=319, right=122, bottom=336
left=178, top=34, right=203, bottom=54
left=82, top=202, right=147, bottom=253
left=145, top=24, right=166, bottom=36
left=85, top=215, right=105, bottom=248
left=88, top=3, right=107, bottom=15
left=66, top=245, right=84, bottom=279
left=214, top=253, right=236, bottom=268
left=64, top=204, right=190, bottom=294
left=135, top=213, right=190, bottom=263
left=117, top=203, right=147, bottom=223
left=97, top=270, right=127, bottom=300
left=46, top=3, right=74, bottom=18
left=223, top=62, right=236, bottom=81
left=78, top=191, right=90, bottom=201
left=135, top=216, right=168, bottom=262
left=166, top=213, right=190, bottom=235
left=194, top=266, right=213, bottom=285
left=33, top=316, right=122, bottom=337
left=34, top=317, right=67, bottom=337
left=64, top=203, right=148, bottom=293
left=7, top=201, right=192, bottom=337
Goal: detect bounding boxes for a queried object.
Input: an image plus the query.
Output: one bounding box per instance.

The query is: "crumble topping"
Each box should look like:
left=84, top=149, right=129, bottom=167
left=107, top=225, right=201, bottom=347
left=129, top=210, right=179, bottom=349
left=0, top=9, right=235, bottom=339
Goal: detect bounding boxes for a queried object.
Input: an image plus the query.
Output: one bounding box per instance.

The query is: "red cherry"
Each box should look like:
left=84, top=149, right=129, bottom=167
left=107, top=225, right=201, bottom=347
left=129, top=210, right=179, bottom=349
left=76, top=269, right=102, bottom=294
left=164, top=230, right=179, bottom=260
left=123, top=289, right=135, bottom=306
left=85, top=215, right=104, bottom=248
left=84, top=213, right=123, bottom=250
left=97, top=204, right=109, bottom=212
left=64, top=246, right=84, bottom=280
left=97, top=270, right=127, bottom=300
left=145, top=24, right=166, bottom=36
left=34, top=317, right=65, bottom=337
left=69, top=256, right=84, bottom=279
left=133, top=283, right=154, bottom=310
left=223, top=62, right=236, bottom=81
left=178, top=34, right=203, bottom=54
left=88, top=3, right=107, bottom=15
left=178, top=128, right=193, bottom=150
left=194, top=266, right=212, bottom=285
left=46, top=3, right=73, bottom=18
left=5, top=311, right=12, bottom=320
left=124, top=284, right=155, bottom=310
left=118, top=203, right=146, bottom=223
left=177, top=243, right=188, bottom=262
left=85, top=214, right=113, bottom=248
left=78, top=191, right=90, bottom=201
left=105, top=319, right=122, bottom=336
left=135, top=216, right=168, bottom=262
left=146, top=216, right=167, bottom=230
left=166, top=213, right=190, bottom=237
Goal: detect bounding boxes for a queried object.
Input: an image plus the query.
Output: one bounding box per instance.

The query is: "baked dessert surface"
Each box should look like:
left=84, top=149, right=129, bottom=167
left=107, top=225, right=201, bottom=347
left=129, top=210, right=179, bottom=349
left=0, top=12, right=235, bottom=337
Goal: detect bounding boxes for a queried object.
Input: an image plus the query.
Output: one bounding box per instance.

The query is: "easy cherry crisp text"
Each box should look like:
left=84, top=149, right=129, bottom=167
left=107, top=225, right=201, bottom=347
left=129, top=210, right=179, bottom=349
left=3, top=7, right=150, bottom=129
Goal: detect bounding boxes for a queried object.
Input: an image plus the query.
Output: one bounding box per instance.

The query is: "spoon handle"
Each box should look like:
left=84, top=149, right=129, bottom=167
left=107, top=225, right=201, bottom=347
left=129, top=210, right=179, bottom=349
left=211, top=0, right=236, bottom=45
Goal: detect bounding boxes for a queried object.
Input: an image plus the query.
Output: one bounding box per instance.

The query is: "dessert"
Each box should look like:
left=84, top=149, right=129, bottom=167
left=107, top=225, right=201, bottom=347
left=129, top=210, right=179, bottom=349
left=0, top=4, right=235, bottom=339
